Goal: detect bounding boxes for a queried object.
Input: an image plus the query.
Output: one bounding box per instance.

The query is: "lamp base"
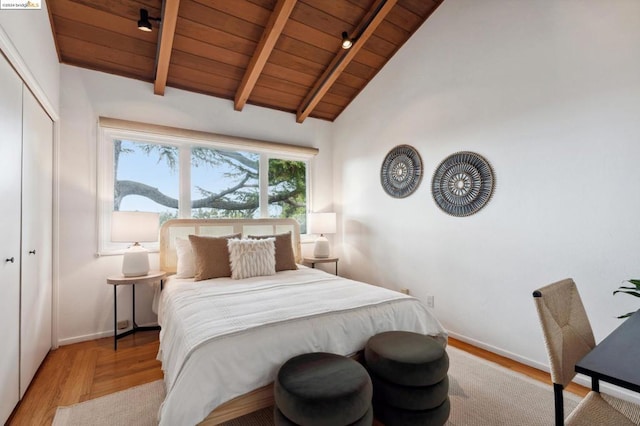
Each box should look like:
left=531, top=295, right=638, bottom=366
left=313, top=236, right=330, bottom=258
left=122, top=244, right=150, bottom=277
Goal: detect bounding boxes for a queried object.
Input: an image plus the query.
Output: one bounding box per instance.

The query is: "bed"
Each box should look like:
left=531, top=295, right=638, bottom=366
left=156, top=218, right=446, bottom=425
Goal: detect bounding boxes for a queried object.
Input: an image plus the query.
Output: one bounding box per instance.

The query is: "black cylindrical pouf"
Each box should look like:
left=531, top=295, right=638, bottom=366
left=365, top=331, right=449, bottom=387
left=365, top=331, right=450, bottom=426
left=373, top=397, right=451, bottom=426
left=274, top=405, right=374, bottom=426
left=274, top=352, right=373, bottom=426
left=370, top=372, right=448, bottom=411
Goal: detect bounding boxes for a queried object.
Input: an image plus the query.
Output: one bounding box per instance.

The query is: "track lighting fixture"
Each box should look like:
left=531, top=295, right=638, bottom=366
left=137, top=8, right=161, bottom=32
left=341, top=32, right=353, bottom=49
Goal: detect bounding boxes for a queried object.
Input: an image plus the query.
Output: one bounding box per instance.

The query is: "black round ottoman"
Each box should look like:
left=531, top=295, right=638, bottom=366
left=365, top=331, right=449, bottom=386
left=365, top=331, right=450, bottom=426
left=274, top=352, right=373, bottom=426
left=370, top=374, right=449, bottom=411
left=274, top=405, right=374, bottom=426
left=373, top=397, right=450, bottom=426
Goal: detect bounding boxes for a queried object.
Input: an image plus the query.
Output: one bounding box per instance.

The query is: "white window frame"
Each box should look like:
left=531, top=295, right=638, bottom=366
left=97, top=118, right=317, bottom=255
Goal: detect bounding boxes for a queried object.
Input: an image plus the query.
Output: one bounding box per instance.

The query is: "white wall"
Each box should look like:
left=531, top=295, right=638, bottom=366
left=58, top=65, right=333, bottom=344
left=11, top=0, right=640, bottom=377
left=333, top=0, right=640, bottom=371
left=0, top=1, right=60, bottom=113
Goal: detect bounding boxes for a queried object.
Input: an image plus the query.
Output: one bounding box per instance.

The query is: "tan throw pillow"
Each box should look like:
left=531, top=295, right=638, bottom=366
left=248, top=232, right=298, bottom=272
left=188, top=233, right=241, bottom=281
left=228, top=238, right=276, bottom=280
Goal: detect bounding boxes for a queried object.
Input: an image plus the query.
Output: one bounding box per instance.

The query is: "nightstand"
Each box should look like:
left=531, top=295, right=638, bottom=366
left=106, top=270, right=165, bottom=350
left=303, top=256, right=339, bottom=275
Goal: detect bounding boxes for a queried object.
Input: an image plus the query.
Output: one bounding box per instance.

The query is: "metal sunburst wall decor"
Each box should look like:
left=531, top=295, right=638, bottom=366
left=380, top=145, right=423, bottom=198
left=432, top=151, right=494, bottom=217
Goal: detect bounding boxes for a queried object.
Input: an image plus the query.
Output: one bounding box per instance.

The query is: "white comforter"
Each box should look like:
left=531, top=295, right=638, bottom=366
left=157, top=267, right=446, bottom=426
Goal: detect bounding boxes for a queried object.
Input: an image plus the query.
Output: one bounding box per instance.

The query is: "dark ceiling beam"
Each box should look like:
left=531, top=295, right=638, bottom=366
left=296, top=0, right=397, bottom=123
left=234, top=0, right=297, bottom=111
left=154, top=0, right=180, bottom=96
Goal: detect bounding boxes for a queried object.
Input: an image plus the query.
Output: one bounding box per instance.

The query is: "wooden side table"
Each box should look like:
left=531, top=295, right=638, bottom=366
left=303, top=256, right=339, bottom=275
left=106, top=270, right=166, bottom=350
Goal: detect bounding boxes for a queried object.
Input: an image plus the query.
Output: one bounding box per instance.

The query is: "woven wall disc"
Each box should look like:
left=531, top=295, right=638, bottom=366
left=432, top=151, right=494, bottom=216
left=380, top=145, right=423, bottom=198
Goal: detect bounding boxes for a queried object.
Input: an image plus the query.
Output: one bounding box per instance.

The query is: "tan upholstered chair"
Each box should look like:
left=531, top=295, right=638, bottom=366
left=533, top=278, right=640, bottom=426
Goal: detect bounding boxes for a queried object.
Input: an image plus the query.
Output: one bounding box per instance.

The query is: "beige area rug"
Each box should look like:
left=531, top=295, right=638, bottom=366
left=53, top=346, right=580, bottom=426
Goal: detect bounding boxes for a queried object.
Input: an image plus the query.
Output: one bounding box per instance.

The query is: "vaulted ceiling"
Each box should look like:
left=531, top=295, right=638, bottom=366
left=47, top=0, right=443, bottom=122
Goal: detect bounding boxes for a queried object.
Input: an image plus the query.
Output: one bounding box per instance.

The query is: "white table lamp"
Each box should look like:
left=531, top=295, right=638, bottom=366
left=111, top=211, right=159, bottom=277
left=307, top=212, right=336, bottom=258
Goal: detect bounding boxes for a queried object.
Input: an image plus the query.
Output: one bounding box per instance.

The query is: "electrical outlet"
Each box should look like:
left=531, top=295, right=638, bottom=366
left=117, top=320, right=129, bottom=330
left=427, top=295, right=434, bottom=308
left=400, top=288, right=410, bottom=295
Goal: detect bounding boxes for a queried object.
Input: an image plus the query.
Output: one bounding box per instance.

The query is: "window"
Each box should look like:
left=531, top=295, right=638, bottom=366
left=190, top=146, right=260, bottom=219
left=268, top=158, right=307, bottom=228
left=114, top=140, right=179, bottom=219
left=98, top=119, right=316, bottom=254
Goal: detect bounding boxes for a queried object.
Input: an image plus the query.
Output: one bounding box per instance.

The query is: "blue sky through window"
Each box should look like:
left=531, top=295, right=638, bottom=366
left=116, top=140, right=262, bottom=216
left=117, top=141, right=178, bottom=213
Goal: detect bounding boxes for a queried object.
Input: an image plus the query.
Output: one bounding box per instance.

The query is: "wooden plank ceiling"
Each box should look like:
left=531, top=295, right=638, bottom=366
left=48, top=0, right=443, bottom=122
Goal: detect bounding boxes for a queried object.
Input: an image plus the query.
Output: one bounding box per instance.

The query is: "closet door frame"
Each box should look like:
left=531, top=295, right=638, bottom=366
left=0, top=26, right=60, bottom=351
left=0, top=49, right=24, bottom=426
left=20, top=88, right=54, bottom=398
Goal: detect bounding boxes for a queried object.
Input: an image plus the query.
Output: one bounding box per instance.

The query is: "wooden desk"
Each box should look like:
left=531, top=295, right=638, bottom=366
left=575, top=309, right=640, bottom=393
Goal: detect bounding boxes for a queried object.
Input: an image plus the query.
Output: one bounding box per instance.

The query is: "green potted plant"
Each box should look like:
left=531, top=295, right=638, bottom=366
left=613, top=279, right=640, bottom=318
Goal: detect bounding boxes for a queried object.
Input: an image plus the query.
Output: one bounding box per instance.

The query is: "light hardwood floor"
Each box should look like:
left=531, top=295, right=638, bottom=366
left=7, top=332, right=588, bottom=425
left=8, top=332, right=163, bottom=425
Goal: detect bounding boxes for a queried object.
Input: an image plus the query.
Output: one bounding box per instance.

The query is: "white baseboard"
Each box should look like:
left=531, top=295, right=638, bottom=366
left=447, top=330, right=549, bottom=371
left=57, top=330, right=113, bottom=346
left=56, top=322, right=159, bottom=346
left=447, top=330, right=640, bottom=405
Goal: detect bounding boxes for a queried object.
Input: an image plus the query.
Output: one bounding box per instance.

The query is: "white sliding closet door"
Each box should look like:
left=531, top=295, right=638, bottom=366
left=20, top=89, right=53, bottom=398
left=0, top=54, right=23, bottom=424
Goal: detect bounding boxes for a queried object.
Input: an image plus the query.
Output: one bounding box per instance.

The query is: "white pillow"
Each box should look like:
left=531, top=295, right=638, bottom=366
left=228, top=238, right=276, bottom=280
left=175, top=237, right=196, bottom=278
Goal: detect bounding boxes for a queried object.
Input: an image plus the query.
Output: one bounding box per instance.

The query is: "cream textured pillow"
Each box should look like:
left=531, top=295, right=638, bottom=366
left=175, top=237, right=196, bottom=278
left=247, top=232, right=297, bottom=272
left=188, top=234, right=241, bottom=281
left=228, top=238, right=276, bottom=280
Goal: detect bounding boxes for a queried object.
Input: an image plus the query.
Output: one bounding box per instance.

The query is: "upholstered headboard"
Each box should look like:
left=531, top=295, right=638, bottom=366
left=159, top=218, right=302, bottom=274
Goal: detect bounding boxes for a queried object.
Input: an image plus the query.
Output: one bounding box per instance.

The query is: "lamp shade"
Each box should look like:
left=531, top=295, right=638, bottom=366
left=307, top=212, right=336, bottom=235
left=111, top=211, right=159, bottom=277
left=111, top=211, right=159, bottom=243
left=308, top=212, right=336, bottom=258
